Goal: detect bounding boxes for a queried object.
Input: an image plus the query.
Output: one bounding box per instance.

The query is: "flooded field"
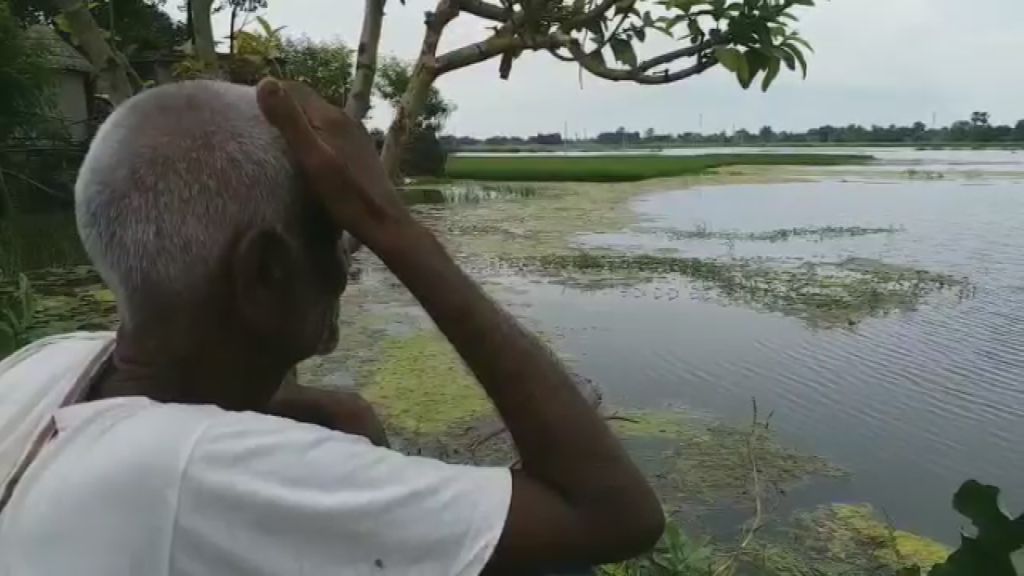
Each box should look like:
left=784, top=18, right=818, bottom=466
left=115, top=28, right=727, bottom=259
left=16, top=148, right=1023, bottom=573
left=304, top=149, right=1023, bottom=571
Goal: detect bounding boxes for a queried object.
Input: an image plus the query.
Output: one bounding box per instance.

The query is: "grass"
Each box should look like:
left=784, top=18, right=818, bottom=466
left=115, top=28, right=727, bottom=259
left=445, top=153, right=872, bottom=183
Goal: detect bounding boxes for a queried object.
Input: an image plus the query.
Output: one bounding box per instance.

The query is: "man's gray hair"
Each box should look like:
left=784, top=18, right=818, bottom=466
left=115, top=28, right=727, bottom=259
left=76, top=80, right=303, bottom=325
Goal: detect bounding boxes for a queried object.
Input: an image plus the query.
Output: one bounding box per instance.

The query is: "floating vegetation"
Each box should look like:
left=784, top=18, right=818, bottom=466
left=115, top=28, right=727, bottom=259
left=362, top=332, right=494, bottom=436
left=401, top=183, right=539, bottom=205
left=905, top=168, right=946, bottom=180
left=752, top=504, right=950, bottom=575
left=614, top=410, right=841, bottom=505
left=501, top=252, right=969, bottom=327
left=638, top=224, right=903, bottom=243
left=21, top=266, right=117, bottom=338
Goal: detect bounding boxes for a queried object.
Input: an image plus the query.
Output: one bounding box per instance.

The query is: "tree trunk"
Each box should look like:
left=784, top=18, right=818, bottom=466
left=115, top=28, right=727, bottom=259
left=229, top=6, right=237, bottom=54
left=380, top=0, right=458, bottom=179
left=186, top=0, right=194, bottom=42
left=51, top=0, right=135, bottom=105
left=380, top=66, right=435, bottom=180
left=190, top=0, right=219, bottom=72
left=346, top=0, right=387, bottom=121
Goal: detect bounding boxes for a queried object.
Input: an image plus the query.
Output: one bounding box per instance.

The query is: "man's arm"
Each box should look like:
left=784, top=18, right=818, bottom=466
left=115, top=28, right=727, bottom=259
left=256, top=79, right=664, bottom=570
left=266, top=385, right=390, bottom=448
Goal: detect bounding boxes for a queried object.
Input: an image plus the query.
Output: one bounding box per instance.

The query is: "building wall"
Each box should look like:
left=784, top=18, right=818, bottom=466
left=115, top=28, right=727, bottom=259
left=56, top=71, right=90, bottom=142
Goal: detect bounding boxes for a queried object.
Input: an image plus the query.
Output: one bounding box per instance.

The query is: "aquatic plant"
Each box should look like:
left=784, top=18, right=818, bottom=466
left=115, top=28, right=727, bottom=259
left=501, top=252, right=968, bottom=327
left=905, top=169, right=946, bottom=180
left=601, top=523, right=715, bottom=576
left=638, top=225, right=903, bottom=243
left=402, top=183, right=538, bottom=205
left=22, top=266, right=117, bottom=339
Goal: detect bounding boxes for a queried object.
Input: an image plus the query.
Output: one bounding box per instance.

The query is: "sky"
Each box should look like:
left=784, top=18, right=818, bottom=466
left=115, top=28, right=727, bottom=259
left=202, top=0, right=1024, bottom=137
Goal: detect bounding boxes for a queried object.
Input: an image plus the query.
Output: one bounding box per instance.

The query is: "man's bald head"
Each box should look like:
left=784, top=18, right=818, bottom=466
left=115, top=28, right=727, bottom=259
left=76, top=80, right=307, bottom=326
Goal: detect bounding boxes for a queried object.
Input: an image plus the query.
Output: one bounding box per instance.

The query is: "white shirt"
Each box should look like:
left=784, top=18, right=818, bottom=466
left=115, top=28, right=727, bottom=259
left=0, top=333, right=511, bottom=576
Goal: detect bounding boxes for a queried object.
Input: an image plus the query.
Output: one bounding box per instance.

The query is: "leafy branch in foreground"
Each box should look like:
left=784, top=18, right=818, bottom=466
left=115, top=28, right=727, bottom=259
left=366, top=0, right=822, bottom=177
left=901, top=481, right=1024, bottom=576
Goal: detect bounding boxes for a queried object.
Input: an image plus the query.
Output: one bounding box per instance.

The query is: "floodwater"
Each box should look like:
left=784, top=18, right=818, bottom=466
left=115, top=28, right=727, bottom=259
left=491, top=149, right=1024, bottom=545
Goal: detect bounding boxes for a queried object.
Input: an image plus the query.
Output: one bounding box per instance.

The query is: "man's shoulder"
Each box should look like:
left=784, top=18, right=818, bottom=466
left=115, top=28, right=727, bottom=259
left=0, top=331, right=114, bottom=379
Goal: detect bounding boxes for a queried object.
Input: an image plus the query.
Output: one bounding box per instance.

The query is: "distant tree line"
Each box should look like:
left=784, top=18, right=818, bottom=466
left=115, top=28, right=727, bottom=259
left=445, top=112, right=1024, bottom=149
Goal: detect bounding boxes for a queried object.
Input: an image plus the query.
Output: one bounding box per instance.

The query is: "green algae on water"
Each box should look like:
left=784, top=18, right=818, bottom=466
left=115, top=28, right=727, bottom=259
left=753, top=503, right=951, bottom=575
left=362, top=332, right=494, bottom=435
left=612, top=410, right=841, bottom=504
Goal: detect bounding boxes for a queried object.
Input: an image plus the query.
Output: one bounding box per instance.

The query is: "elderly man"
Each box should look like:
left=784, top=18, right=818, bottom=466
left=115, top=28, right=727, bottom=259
left=0, top=79, right=662, bottom=575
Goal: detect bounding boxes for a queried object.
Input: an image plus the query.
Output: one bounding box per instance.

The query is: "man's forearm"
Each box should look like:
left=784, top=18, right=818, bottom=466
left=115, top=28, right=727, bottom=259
left=366, top=216, right=650, bottom=504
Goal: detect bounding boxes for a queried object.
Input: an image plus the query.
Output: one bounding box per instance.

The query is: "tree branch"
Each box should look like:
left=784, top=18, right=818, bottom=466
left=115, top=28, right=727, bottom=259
left=380, top=0, right=460, bottom=177
left=436, top=31, right=519, bottom=75
left=635, top=34, right=728, bottom=72
left=561, top=0, right=618, bottom=31
left=50, top=0, right=136, bottom=105
left=562, top=33, right=720, bottom=84
left=346, top=0, right=387, bottom=120
left=457, top=0, right=507, bottom=22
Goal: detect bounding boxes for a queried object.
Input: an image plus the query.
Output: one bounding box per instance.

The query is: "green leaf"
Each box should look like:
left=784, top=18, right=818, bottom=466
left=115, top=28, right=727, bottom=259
left=780, top=49, right=796, bottom=71
left=926, top=481, right=1024, bottom=576
left=784, top=43, right=808, bottom=78
left=686, top=18, right=704, bottom=40
left=583, top=48, right=606, bottom=69
left=761, top=57, right=780, bottom=91
left=713, top=46, right=744, bottom=72
left=642, top=11, right=654, bottom=27
left=787, top=35, right=814, bottom=52
left=633, top=26, right=646, bottom=42
left=740, top=49, right=769, bottom=89
left=609, top=37, right=638, bottom=68
left=614, top=0, right=637, bottom=16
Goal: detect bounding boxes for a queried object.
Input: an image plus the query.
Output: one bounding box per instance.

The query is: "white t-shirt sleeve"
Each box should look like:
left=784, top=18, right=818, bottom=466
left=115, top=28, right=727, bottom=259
left=170, top=411, right=512, bottom=576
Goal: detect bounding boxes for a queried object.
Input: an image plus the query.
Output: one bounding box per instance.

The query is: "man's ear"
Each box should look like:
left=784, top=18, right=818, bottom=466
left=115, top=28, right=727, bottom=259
left=232, top=227, right=295, bottom=334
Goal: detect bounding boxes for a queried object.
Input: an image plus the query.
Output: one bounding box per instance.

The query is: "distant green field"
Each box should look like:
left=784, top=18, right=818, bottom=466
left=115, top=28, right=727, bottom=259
left=444, top=153, right=872, bottom=183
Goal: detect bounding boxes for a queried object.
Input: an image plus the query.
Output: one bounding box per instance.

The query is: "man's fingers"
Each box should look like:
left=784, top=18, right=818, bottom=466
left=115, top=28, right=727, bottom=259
left=256, top=78, right=330, bottom=169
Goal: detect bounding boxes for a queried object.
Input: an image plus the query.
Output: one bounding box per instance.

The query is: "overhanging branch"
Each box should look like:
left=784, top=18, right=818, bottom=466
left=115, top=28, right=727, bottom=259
left=562, top=0, right=619, bottom=31
left=457, top=0, right=507, bottom=22
left=561, top=33, right=721, bottom=84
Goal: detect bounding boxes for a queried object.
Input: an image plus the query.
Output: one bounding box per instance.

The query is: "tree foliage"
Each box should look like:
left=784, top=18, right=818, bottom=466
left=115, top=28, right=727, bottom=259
left=12, top=0, right=185, bottom=56
left=444, top=0, right=815, bottom=90
left=280, top=37, right=353, bottom=107
left=375, top=57, right=454, bottom=131
left=0, top=0, right=55, bottom=141
left=375, top=56, right=454, bottom=177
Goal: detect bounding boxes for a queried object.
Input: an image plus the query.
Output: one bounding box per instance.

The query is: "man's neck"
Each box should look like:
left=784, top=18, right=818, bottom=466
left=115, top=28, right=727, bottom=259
left=93, top=326, right=289, bottom=412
